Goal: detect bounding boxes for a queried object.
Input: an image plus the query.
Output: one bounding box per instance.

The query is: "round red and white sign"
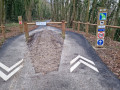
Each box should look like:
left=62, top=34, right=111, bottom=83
left=19, top=21, right=22, bottom=24
left=98, top=32, right=105, bottom=39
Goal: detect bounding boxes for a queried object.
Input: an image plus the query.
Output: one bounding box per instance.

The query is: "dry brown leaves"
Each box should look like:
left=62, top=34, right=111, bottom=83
left=81, top=32, right=120, bottom=79
left=0, top=25, right=38, bottom=47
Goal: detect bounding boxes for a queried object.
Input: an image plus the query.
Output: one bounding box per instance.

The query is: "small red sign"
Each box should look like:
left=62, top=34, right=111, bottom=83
left=19, top=21, right=22, bottom=24
left=98, top=32, right=105, bottom=39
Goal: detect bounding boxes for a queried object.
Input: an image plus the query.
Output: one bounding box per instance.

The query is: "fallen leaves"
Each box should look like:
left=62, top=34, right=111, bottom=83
left=82, top=32, right=120, bottom=79
left=0, top=25, right=38, bottom=47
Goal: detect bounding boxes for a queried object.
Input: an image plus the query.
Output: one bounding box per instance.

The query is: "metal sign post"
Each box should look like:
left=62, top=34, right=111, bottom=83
left=96, top=8, right=107, bottom=48
left=18, top=16, right=23, bottom=33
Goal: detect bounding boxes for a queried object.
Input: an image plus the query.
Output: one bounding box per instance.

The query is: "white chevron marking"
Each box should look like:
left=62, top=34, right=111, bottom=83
left=0, top=65, right=23, bottom=81
left=0, top=59, right=23, bottom=72
left=78, top=55, right=95, bottom=65
left=80, top=60, right=99, bottom=72
left=70, top=55, right=95, bottom=65
left=70, top=55, right=99, bottom=73
left=70, top=61, right=81, bottom=72
left=70, top=55, right=80, bottom=65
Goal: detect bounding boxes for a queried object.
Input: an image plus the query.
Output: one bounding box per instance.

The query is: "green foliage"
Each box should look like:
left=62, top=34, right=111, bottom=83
left=2, top=0, right=51, bottom=23
left=114, top=18, right=120, bottom=41
left=5, top=23, right=19, bottom=27
left=5, top=0, right=25, bottom=22
left=1, top=0, right=120, bottom=42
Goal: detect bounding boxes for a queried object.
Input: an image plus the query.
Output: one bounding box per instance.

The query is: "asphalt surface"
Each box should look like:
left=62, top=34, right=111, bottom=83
left=0, top=26, right=120, bottom=90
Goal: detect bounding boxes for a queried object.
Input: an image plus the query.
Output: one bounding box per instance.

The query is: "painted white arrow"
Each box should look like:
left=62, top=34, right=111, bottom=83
left=0, top=65, right=23, bottom=81
left=70, top=55, right=99, bottom=73
left=0, top=59, right=23, bottom=72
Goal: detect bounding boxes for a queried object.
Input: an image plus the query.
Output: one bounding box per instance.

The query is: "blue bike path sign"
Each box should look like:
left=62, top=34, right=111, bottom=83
left=99, top=13, right=107, bottom=20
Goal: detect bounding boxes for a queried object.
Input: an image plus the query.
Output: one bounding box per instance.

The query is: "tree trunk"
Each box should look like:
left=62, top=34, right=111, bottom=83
left=112, top=0, right=120, bottom=39
left=0, top=0, right=1, bottom=25
left=50, top=0, right=53, bottom=20
left=86, top=0, right=90, bottom=22
left=90, top=0, right=96, bottom=23
left=1, top=0, right=5, bottom=24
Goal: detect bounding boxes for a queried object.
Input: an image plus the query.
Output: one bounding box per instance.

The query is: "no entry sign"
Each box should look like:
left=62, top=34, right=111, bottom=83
left=97, top=32, right=105, bottom=39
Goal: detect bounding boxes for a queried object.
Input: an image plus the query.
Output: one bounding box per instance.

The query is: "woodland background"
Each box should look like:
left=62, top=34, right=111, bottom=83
left=0, top=0, right=120, bottom=41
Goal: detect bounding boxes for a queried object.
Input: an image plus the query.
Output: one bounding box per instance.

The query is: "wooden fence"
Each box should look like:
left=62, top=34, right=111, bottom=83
left=24, top=20, right=66, bottom=41
left=73, top=21, right=120, bottom=38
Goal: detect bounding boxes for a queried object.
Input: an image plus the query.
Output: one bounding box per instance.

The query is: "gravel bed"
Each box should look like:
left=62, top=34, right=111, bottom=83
left=27, top=30, right=64, bottom=74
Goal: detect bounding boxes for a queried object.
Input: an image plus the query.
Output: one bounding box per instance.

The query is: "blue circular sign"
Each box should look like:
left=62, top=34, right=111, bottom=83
left=97, top=39, right=104, bottom=45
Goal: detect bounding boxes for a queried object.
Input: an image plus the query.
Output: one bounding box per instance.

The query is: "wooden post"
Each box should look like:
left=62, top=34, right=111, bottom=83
left=86, top=22, right=89, bottom=36
left=18, top=16, right=23, bottom=33
left=19, top=24, right=23, bottom=33
left=24, top=22, right=29, bottom=41
left=1, top=24, right=6, bottom=40
left=96, top=8, right=107, bottom=48
left=62, top=20, right=66, bottom=39
left=73, top=21, right=75, bottom=32
left=111, top=29, right=115, bottom=40
left=78, top=22, right=80, bottom=33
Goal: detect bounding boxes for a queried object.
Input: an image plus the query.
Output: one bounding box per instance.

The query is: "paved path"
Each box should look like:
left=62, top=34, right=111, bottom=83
left=0, top=26, right=120, bottom=90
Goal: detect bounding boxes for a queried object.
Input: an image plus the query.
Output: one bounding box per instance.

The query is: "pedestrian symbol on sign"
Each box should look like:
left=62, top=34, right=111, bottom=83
left=97, top=39, right=104, bottom=46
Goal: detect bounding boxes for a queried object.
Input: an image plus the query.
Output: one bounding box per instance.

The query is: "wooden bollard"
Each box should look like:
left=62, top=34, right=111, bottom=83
left=1, top=24, right=6, bottom=40
left=86, top=22, right=89, bottom=36
left=62, top=20, right=66, bottom=39
left=18, top=16, right=23, bottom=33
left=19, top=24, right=23, bottom=33
left=24, top=22, right=29, bottom=41
left=78, top=22, right=80, bottom=33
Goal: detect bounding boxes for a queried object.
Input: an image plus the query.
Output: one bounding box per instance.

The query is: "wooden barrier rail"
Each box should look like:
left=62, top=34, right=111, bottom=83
left=0, top=26, right=5, bottom=28
left=27, top=22, right=67, bottom=25
left=24, top=21, right=66, bottom=41
left=74, top=21, right=120, bottom=28
left=0, top=24, right=6, bottom=40
left=73, top=21, right=120, bottom=37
